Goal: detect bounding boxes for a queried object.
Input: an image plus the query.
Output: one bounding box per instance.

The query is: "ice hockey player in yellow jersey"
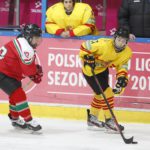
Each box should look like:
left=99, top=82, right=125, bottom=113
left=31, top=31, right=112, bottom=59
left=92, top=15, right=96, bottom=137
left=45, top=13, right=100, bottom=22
left=45, top=0, right=98, bottom=37
left=79, top=27, right=132, bottom=132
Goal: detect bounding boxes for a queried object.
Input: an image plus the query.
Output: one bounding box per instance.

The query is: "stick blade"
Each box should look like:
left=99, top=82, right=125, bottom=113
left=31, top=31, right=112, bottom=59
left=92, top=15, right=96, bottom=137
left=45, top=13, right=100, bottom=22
left=124, top=136, right=138, bottom=144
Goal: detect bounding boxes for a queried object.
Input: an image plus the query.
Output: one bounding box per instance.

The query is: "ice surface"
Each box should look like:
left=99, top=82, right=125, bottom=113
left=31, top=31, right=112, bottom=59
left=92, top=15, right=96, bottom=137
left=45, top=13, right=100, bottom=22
left=0, top=115, right=150, bottom=150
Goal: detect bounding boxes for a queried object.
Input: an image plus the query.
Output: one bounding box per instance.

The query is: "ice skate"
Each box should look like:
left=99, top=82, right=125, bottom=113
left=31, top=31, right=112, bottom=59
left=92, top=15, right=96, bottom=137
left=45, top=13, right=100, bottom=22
left=26, top=119, right=42, bottom=132
left=87, top=109, right=105, bottom=130
left=8, top=113, right=27, bottom=129
left=105, top=118, right=124, bottom=133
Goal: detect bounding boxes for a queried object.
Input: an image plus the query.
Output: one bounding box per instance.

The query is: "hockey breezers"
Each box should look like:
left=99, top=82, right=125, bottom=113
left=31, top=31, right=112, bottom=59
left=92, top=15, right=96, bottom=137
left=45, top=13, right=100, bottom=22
left=91, top=68, right=138, bottom=144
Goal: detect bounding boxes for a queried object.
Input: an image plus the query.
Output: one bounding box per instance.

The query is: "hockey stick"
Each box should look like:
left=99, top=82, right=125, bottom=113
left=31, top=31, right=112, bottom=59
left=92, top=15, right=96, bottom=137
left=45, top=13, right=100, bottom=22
left=23, top=80, right=33, bottom=91
left=91, top=68, right=137, bottom=144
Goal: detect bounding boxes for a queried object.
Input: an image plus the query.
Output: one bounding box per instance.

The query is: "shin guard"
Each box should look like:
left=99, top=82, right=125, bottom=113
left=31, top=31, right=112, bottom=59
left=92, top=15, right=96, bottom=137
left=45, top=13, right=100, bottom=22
left=90, top=94, right=102, bottom=117
left=9, top=87, right=32, bottom=122
left=100, top=87, right=114, bottom=119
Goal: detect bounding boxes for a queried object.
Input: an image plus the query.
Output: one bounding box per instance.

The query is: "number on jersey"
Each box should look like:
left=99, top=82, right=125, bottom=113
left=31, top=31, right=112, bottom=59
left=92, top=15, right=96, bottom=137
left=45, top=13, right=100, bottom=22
left=0, top=46, right=7, bottom=60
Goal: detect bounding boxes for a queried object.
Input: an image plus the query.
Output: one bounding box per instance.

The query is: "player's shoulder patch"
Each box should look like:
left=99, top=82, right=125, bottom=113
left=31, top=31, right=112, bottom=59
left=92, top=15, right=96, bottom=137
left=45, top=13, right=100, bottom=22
left=13, top=38, right=35, bottom=65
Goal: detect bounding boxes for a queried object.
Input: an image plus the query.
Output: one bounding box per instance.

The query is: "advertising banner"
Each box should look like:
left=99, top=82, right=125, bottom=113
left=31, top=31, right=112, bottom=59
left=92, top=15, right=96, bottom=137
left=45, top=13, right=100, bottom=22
left=0, top=36, right=150, bottom=110
left=0, top=0, right=42, bottom=27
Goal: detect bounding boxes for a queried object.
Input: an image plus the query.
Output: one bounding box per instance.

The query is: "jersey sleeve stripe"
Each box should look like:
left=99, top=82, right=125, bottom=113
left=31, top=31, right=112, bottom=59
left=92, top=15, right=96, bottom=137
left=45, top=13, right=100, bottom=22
left=13, top=39, right=22, bottom=58
left=84, top=23, right=95, bottom=32
left=85, top=40, right=92, bottom=50
left=13, top=39, right=33, bottom=65
left=80, top=45, right=92, bottom=54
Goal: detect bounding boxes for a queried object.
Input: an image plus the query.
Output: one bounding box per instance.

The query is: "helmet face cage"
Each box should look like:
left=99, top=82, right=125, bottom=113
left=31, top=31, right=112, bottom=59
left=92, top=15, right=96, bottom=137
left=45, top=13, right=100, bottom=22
left=114, top=27, right=130, bottom=52
left=114, top=38, right=127, bottom=53
left=21, top=24, right=42, bottom=48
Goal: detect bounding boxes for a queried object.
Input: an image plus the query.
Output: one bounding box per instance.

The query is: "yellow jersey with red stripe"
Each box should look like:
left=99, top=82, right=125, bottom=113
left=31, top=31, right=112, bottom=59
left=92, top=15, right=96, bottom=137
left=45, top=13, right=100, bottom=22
left=79, top=38, right=132, bottom=78
left=45, top=2, right=97, bottom=36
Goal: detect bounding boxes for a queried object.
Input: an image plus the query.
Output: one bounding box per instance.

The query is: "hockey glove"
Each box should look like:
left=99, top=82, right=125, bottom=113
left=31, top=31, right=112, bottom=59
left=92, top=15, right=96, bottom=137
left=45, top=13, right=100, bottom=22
left=113, top=76, right=128, bottom=95
left=116, top=76, right=128, bottom=88
left=113, top=87, right=125, bottom=95
left=36, top=64, right=43, bottom=77
left=84, top=55, right=95, bottom=70
left=29, top=64, right=43, bottom=84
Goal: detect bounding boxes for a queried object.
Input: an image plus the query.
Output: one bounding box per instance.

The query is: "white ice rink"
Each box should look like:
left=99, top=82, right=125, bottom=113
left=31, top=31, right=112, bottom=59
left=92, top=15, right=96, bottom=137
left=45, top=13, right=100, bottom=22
left=0, top=115, right=150, bottom=150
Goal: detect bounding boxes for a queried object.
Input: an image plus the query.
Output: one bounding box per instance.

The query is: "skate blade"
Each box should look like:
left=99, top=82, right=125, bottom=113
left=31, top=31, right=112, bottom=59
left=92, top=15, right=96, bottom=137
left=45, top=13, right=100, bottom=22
left=87, top=125, right=104, bottom=131
left=24, top=128, right=43, bottom=134
left=12, top=126, right=27, bottom=131
left=30, top=129, right=43, bottom=135
left=104, top=128, right=121, bottom=134
left=13, top=127, right=43, bottom=134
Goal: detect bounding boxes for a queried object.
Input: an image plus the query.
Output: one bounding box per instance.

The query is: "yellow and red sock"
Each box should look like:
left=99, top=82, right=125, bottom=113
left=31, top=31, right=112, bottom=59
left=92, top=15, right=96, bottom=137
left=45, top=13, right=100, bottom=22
left=90, top=94, right=103, bottom=117
left=100, top=87, right=114, bottom=119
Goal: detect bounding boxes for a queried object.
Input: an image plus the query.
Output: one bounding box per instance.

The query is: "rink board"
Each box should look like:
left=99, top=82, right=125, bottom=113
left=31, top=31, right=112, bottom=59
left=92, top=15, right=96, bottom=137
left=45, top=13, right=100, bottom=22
left=0, top=102, right=150, bottom=123
left=0, top=36, right=150, bottom=123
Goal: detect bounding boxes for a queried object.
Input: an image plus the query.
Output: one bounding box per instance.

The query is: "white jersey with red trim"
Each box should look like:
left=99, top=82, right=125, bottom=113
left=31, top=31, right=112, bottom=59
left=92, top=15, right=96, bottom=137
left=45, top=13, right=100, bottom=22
left=0, top=37, right=37, bottom=81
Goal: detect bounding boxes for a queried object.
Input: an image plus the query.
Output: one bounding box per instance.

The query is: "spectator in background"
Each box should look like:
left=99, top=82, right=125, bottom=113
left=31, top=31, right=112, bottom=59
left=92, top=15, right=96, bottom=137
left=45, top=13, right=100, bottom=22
left=118, top=0, right=150, bottom=40
left=45, top=0, right=98, bottom=38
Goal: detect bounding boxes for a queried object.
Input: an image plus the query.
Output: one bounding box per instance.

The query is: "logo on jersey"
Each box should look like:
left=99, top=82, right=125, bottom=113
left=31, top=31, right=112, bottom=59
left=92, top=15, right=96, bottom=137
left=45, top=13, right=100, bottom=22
left=24, top=52, right=30, bottom=58
left=22, top=53, right=41, bottom=94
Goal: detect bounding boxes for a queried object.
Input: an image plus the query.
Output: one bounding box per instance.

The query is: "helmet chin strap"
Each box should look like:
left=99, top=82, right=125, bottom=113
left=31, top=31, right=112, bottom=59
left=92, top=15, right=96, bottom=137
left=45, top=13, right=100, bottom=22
left=32, top=44, right=38, bottom=49
left=114, top=44, right=125, bottom=53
